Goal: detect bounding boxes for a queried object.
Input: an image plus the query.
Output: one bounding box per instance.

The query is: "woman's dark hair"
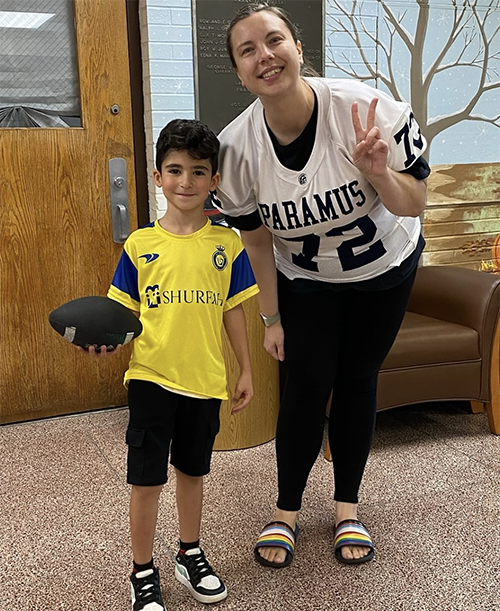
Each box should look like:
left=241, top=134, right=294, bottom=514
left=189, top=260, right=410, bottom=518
left=226, top=2, right=319, bottom=77
left=155, top=119, right=220, bottom=175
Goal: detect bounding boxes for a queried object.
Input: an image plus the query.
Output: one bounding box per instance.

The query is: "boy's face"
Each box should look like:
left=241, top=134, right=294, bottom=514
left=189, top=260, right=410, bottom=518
left=153, top=149, right=219, bottom=213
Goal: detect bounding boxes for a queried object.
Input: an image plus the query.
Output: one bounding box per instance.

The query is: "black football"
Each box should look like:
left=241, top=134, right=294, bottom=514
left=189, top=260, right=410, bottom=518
left=49, top=296, right=142, bottom=351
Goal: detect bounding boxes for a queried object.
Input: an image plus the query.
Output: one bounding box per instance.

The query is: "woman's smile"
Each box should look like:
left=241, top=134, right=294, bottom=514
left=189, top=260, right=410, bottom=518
left=259, top=67, right=283, bottom=79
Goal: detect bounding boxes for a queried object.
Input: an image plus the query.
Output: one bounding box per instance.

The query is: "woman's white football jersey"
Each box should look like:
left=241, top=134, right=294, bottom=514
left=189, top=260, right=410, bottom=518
left=215, top=78, right=428, bottom=283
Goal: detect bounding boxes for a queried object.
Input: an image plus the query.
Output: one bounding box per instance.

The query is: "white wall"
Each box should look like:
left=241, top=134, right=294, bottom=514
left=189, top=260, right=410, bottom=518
left=139, top=0, right=195, bottom=220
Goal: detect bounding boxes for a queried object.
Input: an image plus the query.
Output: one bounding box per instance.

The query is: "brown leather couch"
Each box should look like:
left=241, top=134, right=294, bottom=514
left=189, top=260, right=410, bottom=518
left=377, top=265, right=500, bottom=434
left=326, top=266, right=500, bottom=458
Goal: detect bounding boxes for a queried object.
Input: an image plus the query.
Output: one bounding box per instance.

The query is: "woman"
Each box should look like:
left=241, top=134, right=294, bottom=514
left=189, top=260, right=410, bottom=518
left=214, top=3, right=429, bottom=567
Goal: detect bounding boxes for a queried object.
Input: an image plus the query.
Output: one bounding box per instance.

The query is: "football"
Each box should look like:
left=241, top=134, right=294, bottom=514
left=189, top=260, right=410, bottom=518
left=49, top=296, right=142, bottom=351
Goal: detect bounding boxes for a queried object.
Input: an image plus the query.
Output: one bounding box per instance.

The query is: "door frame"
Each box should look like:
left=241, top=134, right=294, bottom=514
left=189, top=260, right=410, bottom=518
left=126, top=0, right=149, bottom=228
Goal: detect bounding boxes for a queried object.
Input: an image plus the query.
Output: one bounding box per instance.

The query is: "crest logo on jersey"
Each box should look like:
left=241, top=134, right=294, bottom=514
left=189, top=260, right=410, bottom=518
left=298, top=173, right=307, bottom=185
left=145, top=284, right=161, bottom=308
left=212, top=245, right=227, bottom=271
left=139, top=253, right=160, bottom=264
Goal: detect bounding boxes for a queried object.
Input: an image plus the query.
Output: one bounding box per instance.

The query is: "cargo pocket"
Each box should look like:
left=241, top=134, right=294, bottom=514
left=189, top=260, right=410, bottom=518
left=125, top=427, right=146, bottom=479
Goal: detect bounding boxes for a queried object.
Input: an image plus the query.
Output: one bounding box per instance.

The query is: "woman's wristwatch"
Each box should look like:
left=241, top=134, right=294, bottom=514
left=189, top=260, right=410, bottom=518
left=259, top=311, right=281, bottom=327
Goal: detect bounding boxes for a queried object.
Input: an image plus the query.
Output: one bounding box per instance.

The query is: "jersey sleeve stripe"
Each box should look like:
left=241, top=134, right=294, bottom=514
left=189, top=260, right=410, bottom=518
left=107, top=286, right=140, bottom=312
left=227, top=249, right=257, bottom=302
left=110, top=250, right=140, bottom=303
left=400, top=156, right=431, bottom=180
left=225, top=283, right=259, bottom=311
left=224, top=209, right=263, bottom=230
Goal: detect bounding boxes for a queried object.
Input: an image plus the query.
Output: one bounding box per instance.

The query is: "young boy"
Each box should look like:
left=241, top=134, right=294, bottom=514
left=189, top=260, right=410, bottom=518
left=102, top=119, right=258, bottom=610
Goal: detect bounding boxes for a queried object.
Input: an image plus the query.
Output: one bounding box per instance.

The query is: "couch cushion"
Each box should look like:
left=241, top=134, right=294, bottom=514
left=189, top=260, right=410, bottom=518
left=381, top=312, right=480, bottom=370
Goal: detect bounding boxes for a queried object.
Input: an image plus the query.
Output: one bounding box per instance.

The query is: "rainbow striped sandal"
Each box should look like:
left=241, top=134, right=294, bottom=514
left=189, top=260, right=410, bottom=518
left=334, top=519, right=374, bottom=565
left=254, top=520, right=299, bottom=568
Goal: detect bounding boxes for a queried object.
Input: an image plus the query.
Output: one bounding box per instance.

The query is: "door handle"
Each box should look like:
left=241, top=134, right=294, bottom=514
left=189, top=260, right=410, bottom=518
left=109, top=158, right=130, bottom=243
left=117, top=204, right=128, bottom=242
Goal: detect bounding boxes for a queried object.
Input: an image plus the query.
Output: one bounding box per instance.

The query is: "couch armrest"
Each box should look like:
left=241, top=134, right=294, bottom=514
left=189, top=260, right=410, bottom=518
left=408, top=266, right=500, bottom=336
left=407, top=265, right=500, bottom=423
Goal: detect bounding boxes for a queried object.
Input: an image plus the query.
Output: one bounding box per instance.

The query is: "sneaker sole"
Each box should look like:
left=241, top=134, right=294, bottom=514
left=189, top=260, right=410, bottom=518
left=175, top=566, right=228, bottom=604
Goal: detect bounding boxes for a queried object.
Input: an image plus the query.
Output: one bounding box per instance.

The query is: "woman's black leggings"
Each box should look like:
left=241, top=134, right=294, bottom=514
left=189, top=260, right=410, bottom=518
left=276, top=269, right=417, bottom=511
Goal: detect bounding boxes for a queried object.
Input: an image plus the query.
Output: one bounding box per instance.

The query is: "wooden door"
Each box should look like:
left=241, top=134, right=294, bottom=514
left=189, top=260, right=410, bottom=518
left=0, top=0, right=138, bottom=423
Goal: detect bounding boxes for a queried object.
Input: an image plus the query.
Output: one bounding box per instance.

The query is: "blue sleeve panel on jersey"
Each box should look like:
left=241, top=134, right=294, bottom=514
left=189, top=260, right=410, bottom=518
left=110, top=249, right=140, bottom=303
left=400, top=156, right=431, bottom=180
left=227, top=249, right=257, bottom=301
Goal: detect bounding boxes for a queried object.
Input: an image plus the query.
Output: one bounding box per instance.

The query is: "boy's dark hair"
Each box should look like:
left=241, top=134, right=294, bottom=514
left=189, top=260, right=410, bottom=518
left=156, top=119, right=220, bottom=176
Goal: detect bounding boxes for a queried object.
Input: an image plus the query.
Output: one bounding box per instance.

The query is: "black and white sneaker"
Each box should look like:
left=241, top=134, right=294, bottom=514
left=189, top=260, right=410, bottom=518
left=130, top=567, right=166, bottom=611
left=175, top=547, right=227, bottom=604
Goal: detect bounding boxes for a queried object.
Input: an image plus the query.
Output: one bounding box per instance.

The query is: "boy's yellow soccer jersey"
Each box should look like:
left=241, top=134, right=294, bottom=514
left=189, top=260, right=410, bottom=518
left=108, top=219, right=258, bottom=399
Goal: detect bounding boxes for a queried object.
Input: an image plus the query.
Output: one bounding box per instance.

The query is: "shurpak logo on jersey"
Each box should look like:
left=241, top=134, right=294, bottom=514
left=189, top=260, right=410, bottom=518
left=146, top=284, right=161, bottom=308
left=212, top=245, right=227, bottom=271
left=145, top=284, right=224, bottom=308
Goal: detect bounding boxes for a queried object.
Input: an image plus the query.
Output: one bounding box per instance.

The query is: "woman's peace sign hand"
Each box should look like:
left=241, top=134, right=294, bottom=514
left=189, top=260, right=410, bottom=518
left=351, top=98, right=389, bottom=178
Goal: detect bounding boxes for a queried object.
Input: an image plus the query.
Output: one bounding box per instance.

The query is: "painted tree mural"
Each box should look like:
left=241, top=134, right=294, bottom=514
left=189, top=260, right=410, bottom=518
left=326, top=0, right=500, bottom=161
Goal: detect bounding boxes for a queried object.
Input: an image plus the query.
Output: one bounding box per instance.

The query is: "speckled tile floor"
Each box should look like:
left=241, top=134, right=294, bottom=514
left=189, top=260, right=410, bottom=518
left=1, top=401, right=499, bottom=611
